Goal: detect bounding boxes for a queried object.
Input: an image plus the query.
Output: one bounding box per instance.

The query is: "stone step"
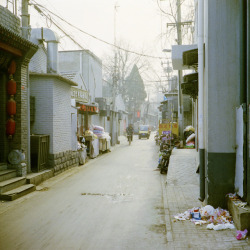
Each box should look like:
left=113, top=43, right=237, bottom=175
left=0, top=177, right=26, bottom=194
left=0, top=184, right=36, bottom=201
left=0, top=169, right=17, bottom=182
left=0, top=163, right=7, bottom=171
left=26, top=169, right=54, bottom=186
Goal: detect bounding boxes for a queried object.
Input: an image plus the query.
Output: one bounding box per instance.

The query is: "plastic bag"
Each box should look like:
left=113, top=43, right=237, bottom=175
left=207, top=223, right=235, bottom=231
left=236, top=229, right=248, bottom=240
left=200, top=205, right=215, bottom=218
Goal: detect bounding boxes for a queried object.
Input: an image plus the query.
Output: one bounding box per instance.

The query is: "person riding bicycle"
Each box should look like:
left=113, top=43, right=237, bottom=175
left=126, top=124, right=134, bottom=141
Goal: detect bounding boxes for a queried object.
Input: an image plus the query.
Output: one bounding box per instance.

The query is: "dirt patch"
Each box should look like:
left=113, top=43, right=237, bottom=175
left=149, top=224, right=166, bottom=234
left=37, top=187, right=49, bottom=191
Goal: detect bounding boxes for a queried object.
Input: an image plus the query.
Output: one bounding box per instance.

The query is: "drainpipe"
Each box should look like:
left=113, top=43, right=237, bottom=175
left=246, top=1, right=250, bottom=203
left=239, top=0, right=247, bottom=199
left=198, top=0, right=205, bottom=201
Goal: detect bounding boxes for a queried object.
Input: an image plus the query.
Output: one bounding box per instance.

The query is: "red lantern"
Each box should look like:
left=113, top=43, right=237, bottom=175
left=6, top=117, right=16, bottom=137
left=8, top=60, right=16, bottom=75
left=7, top=79, right=16, bottom=95
left=7, top=96, right=16, bottom=115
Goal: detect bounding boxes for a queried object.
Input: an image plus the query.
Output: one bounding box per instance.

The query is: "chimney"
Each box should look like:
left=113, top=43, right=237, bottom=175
left=30, top=28, right=59, bottom=73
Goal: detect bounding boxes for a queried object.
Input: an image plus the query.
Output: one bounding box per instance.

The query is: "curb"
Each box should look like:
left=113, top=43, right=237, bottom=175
left=160, top=174, right=173, bottom=242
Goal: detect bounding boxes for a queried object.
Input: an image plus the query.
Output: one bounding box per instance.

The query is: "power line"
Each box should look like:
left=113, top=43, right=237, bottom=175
left=30, top=1, right=166, bottom=60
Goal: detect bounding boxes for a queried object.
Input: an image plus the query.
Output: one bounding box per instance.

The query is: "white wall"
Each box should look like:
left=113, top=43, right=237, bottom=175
left=29, top=44, right=47, bottom=73
left=59, top=50, right=102, bottom=102
left=30, top=75, right=72, bottom=154
left=30, top=76, right=53, bottom=136
left=81, top=51, right=102, bottom=102
left=53, top=79, right=72, bottom=153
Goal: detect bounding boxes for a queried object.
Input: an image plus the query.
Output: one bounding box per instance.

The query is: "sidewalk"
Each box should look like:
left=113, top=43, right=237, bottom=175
left=162, top=149, right=250, bottom=249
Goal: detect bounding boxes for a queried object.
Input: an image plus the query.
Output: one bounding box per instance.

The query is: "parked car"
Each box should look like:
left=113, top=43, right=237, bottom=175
left=138, top=125, right=150, bottom=139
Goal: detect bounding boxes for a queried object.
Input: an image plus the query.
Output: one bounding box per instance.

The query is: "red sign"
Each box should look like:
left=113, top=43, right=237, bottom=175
left=79, top=104, right=99, bottom=114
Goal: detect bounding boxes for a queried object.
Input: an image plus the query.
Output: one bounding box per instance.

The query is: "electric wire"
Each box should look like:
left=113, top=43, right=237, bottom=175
left=30, top=1, right=167, bottom=87
left=30, top=1, right=165, bottom=60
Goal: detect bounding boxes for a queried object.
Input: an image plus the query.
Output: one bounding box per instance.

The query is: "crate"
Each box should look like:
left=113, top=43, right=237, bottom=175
left=30, top=135, right=49, bottom=172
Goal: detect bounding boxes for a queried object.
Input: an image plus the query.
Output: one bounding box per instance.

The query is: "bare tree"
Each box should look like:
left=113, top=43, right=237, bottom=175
left=102, top=39, right=154, bottom=100
left=155, top=0, right=195, bottom=47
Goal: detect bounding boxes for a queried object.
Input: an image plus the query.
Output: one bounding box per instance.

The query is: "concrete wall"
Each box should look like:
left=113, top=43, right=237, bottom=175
left=204, top=0, right=241, bottom=207
left=59, top=50, right=102, bottom=102
left=81, top=51, right=102, bottom=102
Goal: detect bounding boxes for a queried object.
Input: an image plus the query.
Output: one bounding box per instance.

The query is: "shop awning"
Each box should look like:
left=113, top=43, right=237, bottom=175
left=172, top=44, right=197, bottom=70
left=183, top=49, right=198, bottom=67
left=181, top=73, right=198, bottom=99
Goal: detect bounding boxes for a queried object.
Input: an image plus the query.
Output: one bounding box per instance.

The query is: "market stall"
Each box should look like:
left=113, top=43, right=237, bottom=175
left=84, top=130, right=99, bottom=158
left=93, top=125, right=111, bottom=153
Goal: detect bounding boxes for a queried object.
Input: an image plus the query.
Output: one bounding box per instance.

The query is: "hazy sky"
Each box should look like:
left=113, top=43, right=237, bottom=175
left=27, top=0, right=169, bottom=99
left=29, top=0, right=164, bottom=60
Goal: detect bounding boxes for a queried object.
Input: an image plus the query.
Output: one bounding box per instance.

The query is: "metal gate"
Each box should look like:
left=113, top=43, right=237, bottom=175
left=30, top=135, right=49, bottom=172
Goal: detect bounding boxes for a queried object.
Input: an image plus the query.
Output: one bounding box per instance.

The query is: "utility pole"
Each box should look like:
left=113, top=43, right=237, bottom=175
left=21, top=0, right=30, bottom=39
left=111, top=3, right=119, bottom=146
left=166, top=0, right=187, bottom=140
left=21, top=0, right=31, bottom=172
left=176, top=0, right=184, bottom=140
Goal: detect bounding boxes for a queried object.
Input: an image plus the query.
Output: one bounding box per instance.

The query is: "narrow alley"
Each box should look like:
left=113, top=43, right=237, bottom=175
left=0, top=135, right=167, bottom=250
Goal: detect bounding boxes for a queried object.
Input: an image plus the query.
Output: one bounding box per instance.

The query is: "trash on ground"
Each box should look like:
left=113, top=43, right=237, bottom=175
left=207, top=223, right=235, bottom=230
left=173, top=205, right=235, bottom=231
left=236, top=229, right=248, bottom=240
left=227, top=193, right=249, bottom=210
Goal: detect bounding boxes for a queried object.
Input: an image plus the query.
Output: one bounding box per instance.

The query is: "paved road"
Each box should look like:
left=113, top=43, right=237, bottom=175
left=0, top=135, right=167, bottom=250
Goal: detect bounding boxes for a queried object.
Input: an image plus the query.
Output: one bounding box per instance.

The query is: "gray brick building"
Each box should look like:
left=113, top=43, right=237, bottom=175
left=0, top=6, right=37, bottom=172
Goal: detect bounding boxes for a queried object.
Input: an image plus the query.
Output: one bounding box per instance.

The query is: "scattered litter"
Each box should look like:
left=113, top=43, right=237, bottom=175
left=174, top=210, right=191, bottom=221
left=194, top=220, right=207, bottom=226
left=191, top=207, right=201, bottom=220
left=200, top=205, right=215, bottom=218
left=81, top=192, right=134, bottom=203
left=207, top=223, right=235, bottom=231
left=236, top=229, right=248, bottom=240
left=234, top=201, right=248, bottom=208
left=226, top=193, right=239, bottom=200
left=227, top=193, right=249, bottom=210
left=173, top=205, right=235, bottom=231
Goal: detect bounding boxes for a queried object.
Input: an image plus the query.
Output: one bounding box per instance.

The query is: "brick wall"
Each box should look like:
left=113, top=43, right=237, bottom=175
left=0, top=6, right=21, bottom=34
left=29, top=44, right=47, bottom=73
left=53, top=78, right=72, bottom=153
left=48, top=150, right=79, bottom=175
left=30, top=75, right=54, bottom=149
left=30, top=75, right=72, bottom=154
left=8, top=60, right=29, bottom=162
left=30, top=74, right=78, bottom=171
left=0, top=73, right=8, bottom=162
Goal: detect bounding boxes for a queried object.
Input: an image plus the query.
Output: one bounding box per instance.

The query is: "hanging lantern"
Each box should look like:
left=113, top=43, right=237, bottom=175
left=6, top=117, right=16, bottom=138
left=7, top=79, right=16, bottom=95
left=8, top=60, right=16, bottom=75
left=7, top=96, right=16, bottom=115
